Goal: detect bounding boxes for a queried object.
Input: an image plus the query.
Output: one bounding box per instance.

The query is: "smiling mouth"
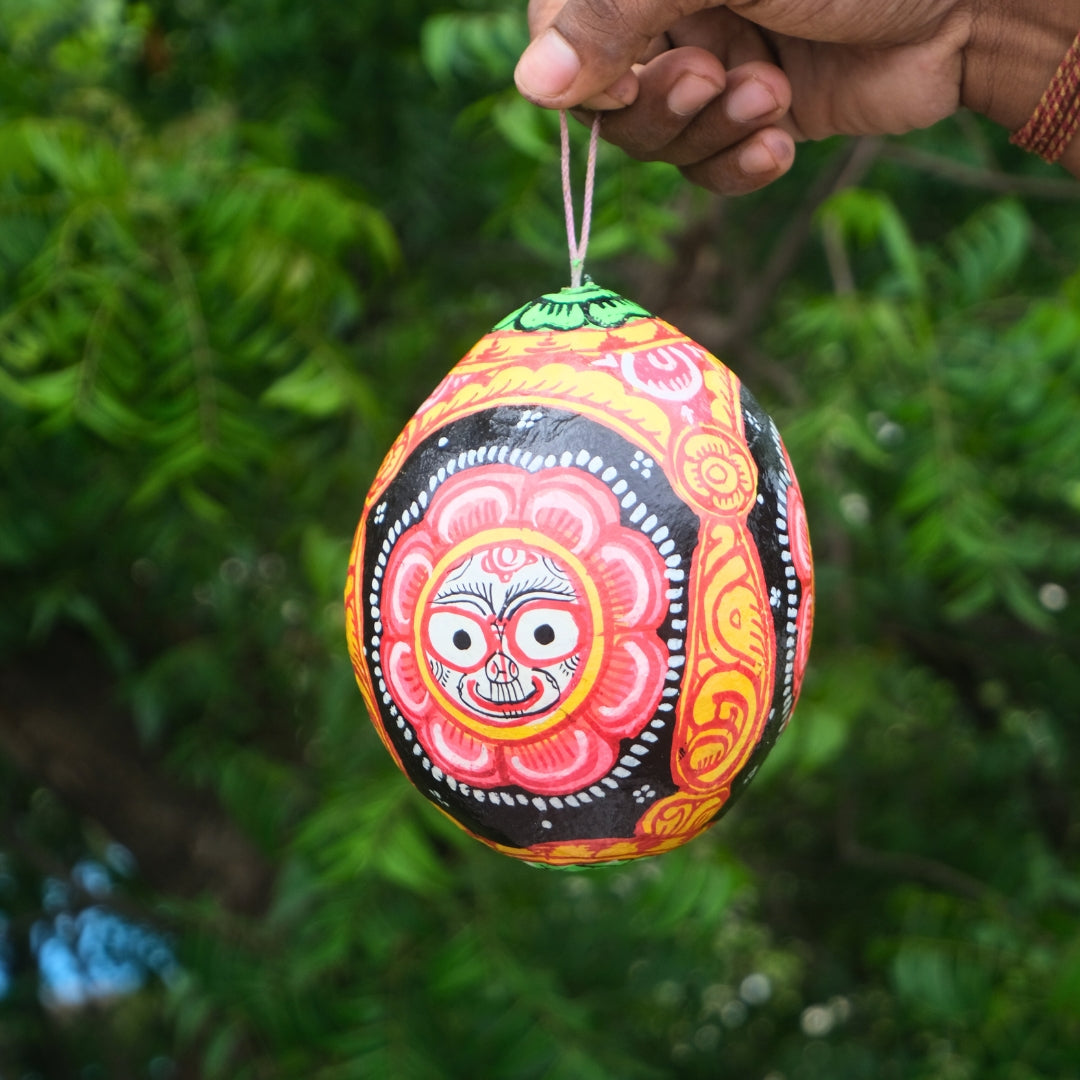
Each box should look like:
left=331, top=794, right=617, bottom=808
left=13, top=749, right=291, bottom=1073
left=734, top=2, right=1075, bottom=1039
left=461, top=675, right=548, bottom=719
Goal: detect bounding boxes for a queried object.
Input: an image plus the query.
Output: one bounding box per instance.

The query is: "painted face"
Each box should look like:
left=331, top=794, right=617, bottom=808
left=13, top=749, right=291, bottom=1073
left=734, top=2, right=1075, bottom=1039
left=374, top=460, right=674, bottom=798
left=424, top=546, right=587, bottom=722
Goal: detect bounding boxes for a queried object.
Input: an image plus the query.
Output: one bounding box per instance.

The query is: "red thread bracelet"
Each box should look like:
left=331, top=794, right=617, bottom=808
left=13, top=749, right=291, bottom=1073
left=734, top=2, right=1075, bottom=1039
left=1010, top=30, right=1080, bottom=162
left=1010, top=30, right=1080, bottom=163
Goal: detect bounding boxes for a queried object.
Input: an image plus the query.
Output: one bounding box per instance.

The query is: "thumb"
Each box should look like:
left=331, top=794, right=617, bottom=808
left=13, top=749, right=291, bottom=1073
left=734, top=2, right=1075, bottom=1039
left=515, top=0, right=720, bottom=109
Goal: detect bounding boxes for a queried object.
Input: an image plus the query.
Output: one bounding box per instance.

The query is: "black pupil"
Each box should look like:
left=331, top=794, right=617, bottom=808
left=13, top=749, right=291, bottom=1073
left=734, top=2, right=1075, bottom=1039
left=533, top=624, right=555, bottom=646
left=452, top=629, right=472, bottom=651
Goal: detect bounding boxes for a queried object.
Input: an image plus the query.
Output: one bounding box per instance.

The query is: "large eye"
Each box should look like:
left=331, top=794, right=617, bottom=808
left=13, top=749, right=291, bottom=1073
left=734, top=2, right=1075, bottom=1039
left=509, top=605, right=583, bottom=665
left=426, top=610, right=490, bottom=671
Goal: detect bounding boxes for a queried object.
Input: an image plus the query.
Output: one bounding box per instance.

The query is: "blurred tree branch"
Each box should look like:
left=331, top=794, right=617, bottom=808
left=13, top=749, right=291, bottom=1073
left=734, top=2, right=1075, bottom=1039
left=0, top=636, right=273, bottom=916
left=880, top=142, right=1080, bottom=200
left=836, top=795, right=1010, bottom=909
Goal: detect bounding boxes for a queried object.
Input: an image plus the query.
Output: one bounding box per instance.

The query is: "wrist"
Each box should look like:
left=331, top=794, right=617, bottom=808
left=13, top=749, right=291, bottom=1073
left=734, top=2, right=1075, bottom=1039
left=962, top=0, right=1080, bottom=175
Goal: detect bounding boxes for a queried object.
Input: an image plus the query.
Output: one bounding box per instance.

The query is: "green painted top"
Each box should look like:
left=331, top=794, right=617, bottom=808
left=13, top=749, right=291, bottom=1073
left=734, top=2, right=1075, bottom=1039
left=493, top=281, right=652, bottom=333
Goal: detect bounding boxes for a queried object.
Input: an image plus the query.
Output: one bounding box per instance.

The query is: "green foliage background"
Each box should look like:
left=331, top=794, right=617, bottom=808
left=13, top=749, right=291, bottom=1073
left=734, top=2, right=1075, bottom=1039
left=1, top=1, right=1079, bottom=1077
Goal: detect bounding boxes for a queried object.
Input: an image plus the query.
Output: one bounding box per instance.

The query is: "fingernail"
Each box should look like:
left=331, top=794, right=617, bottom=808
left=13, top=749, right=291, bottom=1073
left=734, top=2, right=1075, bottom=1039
left=739, top=142, right=777, bottom=174
left=726, top=77, right=779, bottom=123
left=739, top=131, right=791, bottom=175
left=515, top=28, right=581, bottom=101
left=585, top=70, right=639, bottom=110
left=667, top=73, right=721, bottom=117
left=606, top=70, right=639, bottom=106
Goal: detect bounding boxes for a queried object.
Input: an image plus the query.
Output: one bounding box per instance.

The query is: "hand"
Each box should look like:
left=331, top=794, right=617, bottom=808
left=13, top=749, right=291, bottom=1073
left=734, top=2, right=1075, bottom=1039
left=514, top=0, right=1080, bottom=193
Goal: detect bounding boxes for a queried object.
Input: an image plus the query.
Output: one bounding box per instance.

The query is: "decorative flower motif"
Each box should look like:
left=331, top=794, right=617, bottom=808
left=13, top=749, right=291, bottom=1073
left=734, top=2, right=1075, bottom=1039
left=631, top=449, right=654, bottom=479
left=620, top=343, right=705, bottom=401
left=635, top=790, right=728, bottom=838
left=673, top=426, right=758, bottom=516
left=381, top=465, right=670, bottom=795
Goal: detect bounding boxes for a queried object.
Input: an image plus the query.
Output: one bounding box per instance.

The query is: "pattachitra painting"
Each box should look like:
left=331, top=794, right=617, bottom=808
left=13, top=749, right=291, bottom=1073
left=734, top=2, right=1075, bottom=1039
left=345, top=283, right=813, bottom=866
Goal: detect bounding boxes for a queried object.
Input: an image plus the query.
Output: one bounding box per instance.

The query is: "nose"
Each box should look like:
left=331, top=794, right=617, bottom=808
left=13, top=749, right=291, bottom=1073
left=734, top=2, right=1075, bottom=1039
left=485, top=650, right=519, bottom=684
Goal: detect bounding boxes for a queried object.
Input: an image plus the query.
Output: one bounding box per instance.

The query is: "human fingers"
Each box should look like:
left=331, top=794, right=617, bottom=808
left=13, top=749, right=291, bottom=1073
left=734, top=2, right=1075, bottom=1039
left=600, top=52, right=791, bottom=172
left=592, top=47, right=726, bottom=157
left=516, top=0, right=727, bottom=110
left=670, top=62, right=797, bottom=195
left=680, top=123, right=795, bottom=195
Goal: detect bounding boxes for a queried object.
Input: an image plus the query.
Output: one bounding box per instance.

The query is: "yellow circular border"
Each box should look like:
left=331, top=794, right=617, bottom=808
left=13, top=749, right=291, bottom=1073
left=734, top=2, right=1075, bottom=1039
left=410, top=527, right=607, bottom=743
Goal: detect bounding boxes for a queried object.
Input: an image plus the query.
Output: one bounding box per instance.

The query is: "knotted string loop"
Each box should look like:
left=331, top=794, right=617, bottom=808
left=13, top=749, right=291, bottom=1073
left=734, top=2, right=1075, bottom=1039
left=560, top=110, right=601, bottom=288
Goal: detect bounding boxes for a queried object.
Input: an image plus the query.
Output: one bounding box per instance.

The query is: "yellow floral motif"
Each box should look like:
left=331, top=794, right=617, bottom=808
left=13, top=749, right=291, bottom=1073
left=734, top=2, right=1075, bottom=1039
left=635, top=790, right=730, bottom=838
left=670, top=426, right=758, bottom=516
left=702, top=363, right=744, bottom=433
left=699, top=535, right=771, bottom=671
left=669, top=513, right=773, bottom=792
left=676, top=668, right=763, bottom=790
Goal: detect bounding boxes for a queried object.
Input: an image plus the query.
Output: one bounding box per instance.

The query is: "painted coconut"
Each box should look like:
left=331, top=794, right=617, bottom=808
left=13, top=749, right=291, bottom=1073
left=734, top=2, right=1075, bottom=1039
left=344, top=283, right=813, bottom=866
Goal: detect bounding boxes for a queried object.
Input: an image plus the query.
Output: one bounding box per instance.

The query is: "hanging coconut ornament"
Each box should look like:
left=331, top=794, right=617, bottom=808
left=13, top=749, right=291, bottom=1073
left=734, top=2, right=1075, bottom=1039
left=344, top=118, right=813, bottom=867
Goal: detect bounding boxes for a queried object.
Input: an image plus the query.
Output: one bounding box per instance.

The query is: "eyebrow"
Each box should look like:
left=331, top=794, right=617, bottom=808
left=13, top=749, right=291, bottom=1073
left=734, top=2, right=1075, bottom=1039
left=501, top=576, right=577, bottom=618
left=432, top=580, right=496, bottom=612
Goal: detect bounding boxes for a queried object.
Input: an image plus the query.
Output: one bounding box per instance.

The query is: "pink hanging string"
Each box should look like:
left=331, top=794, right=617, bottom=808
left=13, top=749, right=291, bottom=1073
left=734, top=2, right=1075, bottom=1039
left=560, top=110, right=601, bottom=288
